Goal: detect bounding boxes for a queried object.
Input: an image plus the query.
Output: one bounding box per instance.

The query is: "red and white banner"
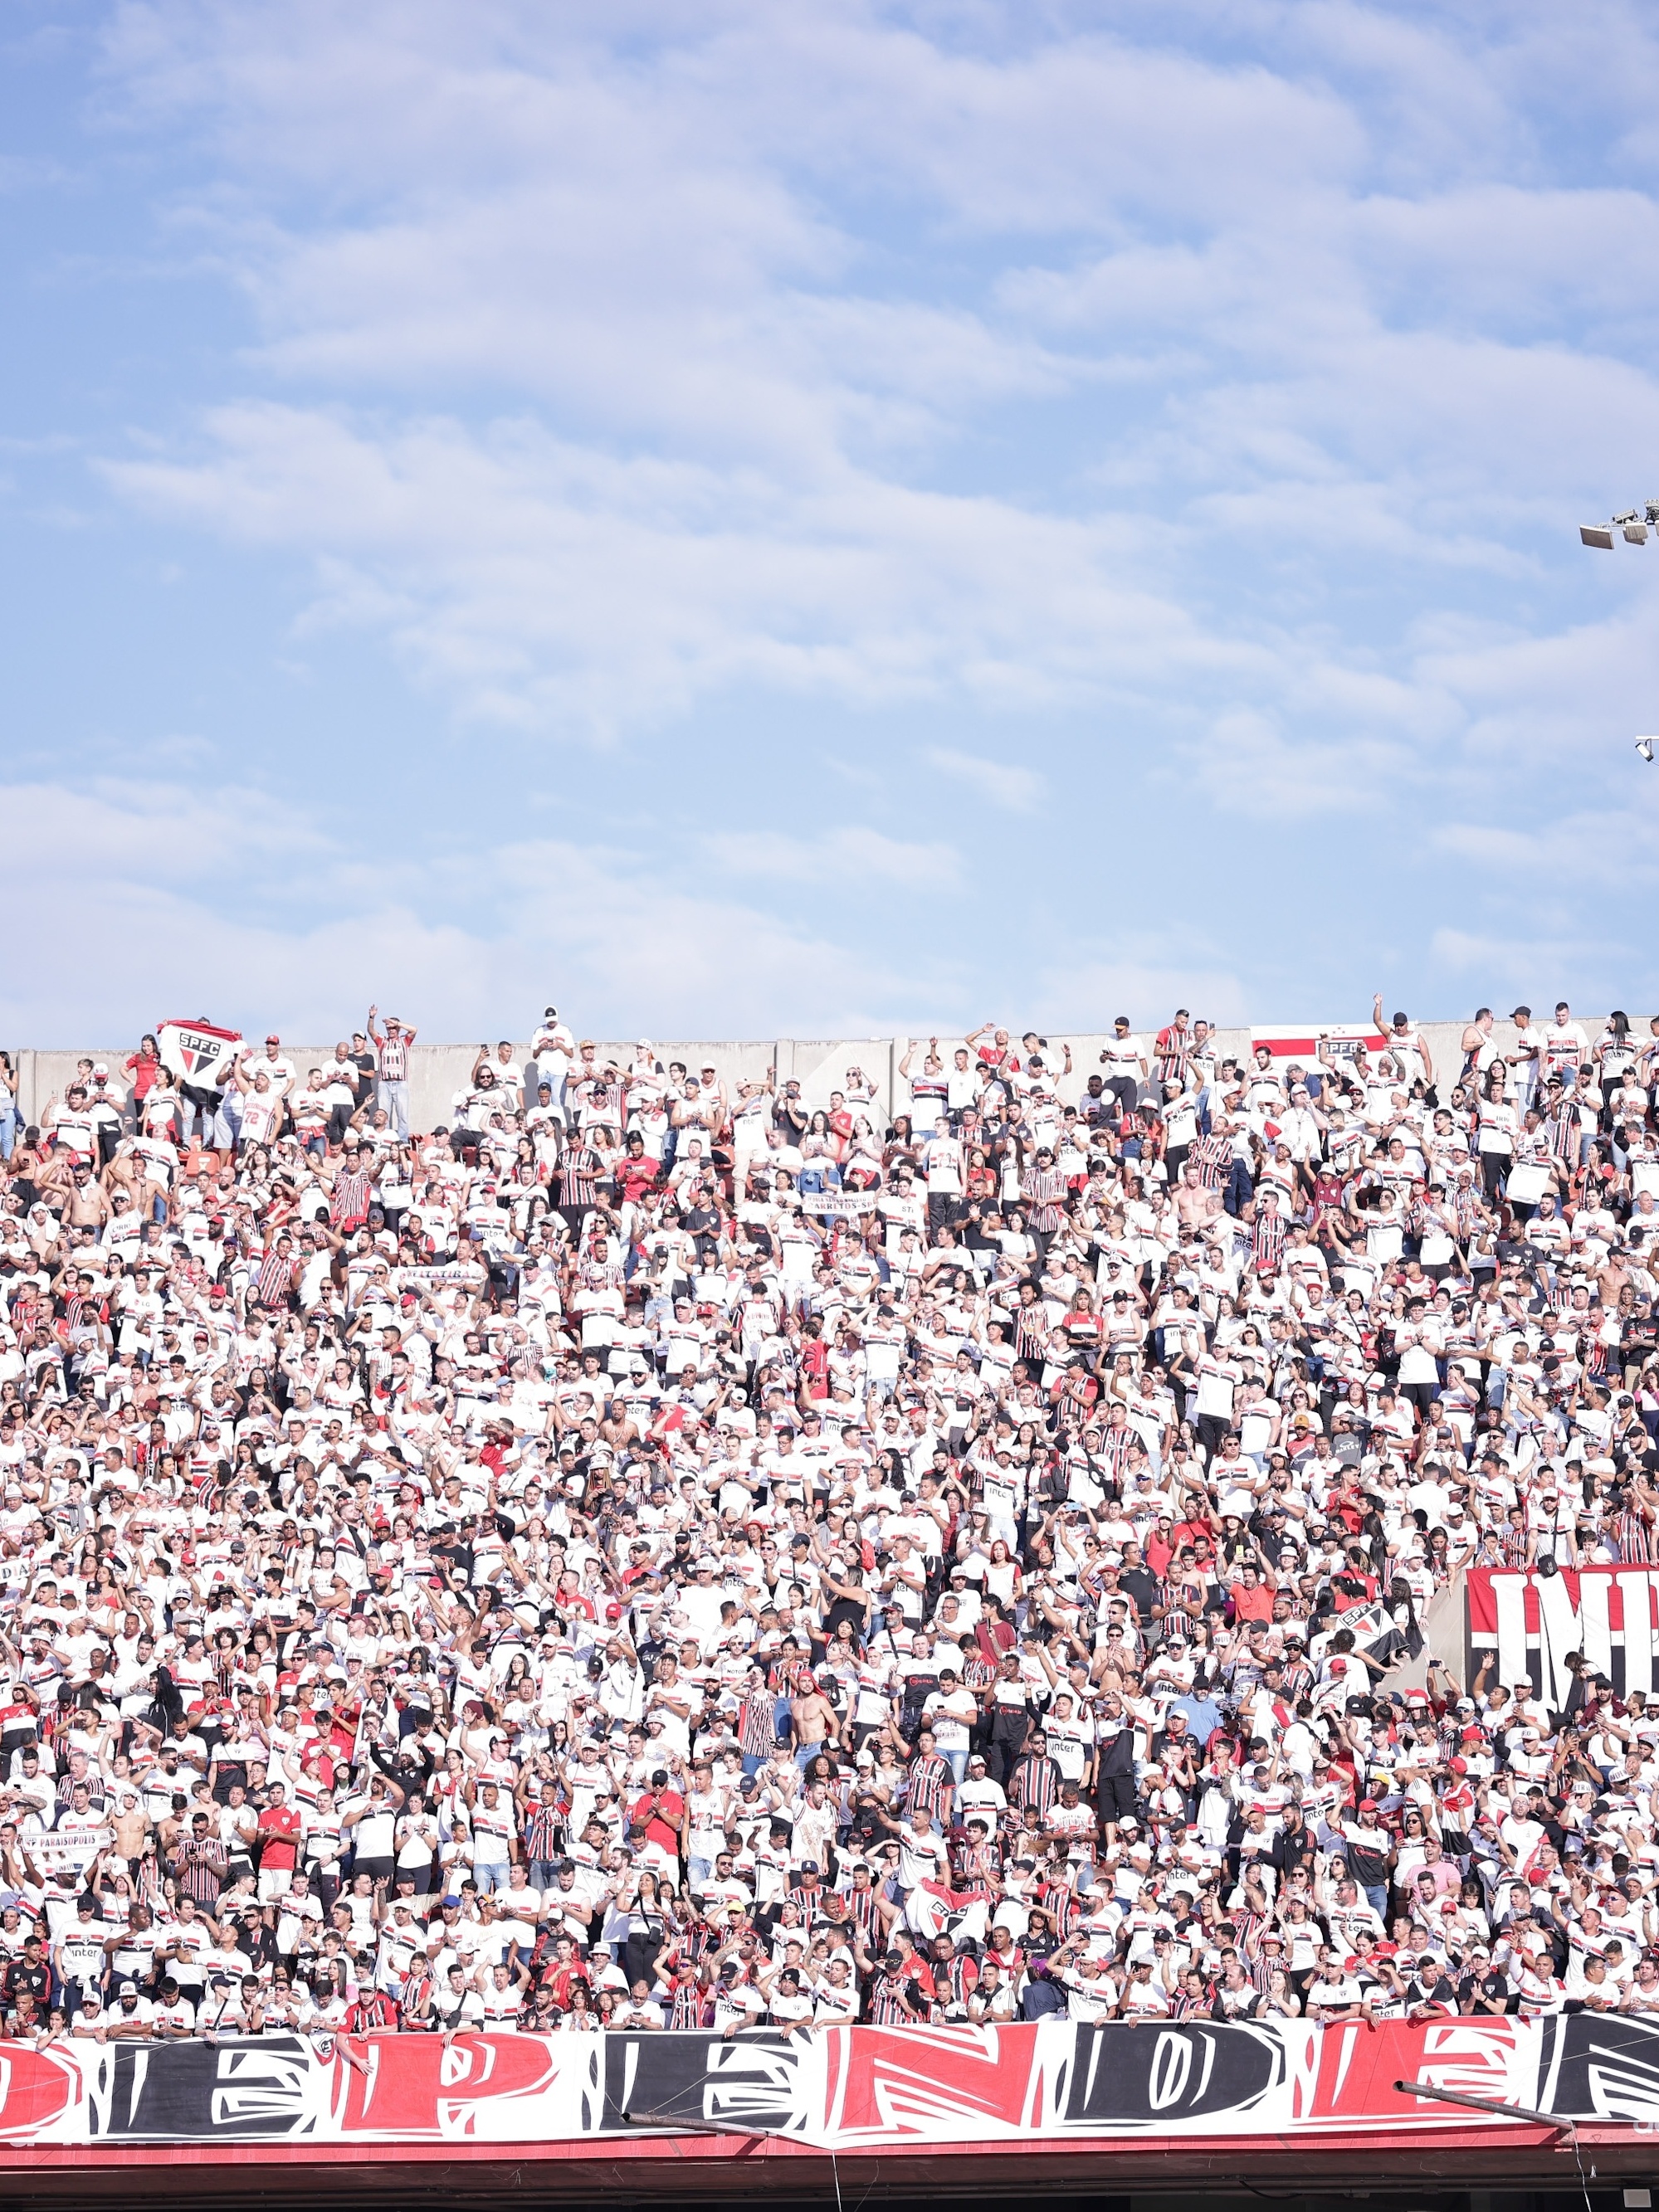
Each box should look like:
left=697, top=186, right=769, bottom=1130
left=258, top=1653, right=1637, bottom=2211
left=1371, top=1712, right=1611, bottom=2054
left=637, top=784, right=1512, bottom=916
left=157, top=1019, right=243, bottom=1089
left=0, top=2019, right=1653, bottom=2148
left=1467, top=1565, right=1659, bottom=1713
left=1250, top=1026, right=1388, bottom=1069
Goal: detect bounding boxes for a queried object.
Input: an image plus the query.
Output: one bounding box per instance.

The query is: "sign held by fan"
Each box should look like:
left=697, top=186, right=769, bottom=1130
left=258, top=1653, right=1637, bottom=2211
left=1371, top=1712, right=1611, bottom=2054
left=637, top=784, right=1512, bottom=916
left=157, top=1019, right=243, bottom=1090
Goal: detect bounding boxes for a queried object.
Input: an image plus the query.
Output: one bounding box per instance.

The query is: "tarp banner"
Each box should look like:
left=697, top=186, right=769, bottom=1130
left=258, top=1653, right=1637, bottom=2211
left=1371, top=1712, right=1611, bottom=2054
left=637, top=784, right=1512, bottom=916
left=0, top=2019, right=1654, bottom=2147
left=1467, top=1564, right=1659, bottom=1714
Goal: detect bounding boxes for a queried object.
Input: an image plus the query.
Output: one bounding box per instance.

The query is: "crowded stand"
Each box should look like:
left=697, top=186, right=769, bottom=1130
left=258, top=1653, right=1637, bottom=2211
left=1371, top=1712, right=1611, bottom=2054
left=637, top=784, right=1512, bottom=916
left=1, top=995, right=1658, bottom=2049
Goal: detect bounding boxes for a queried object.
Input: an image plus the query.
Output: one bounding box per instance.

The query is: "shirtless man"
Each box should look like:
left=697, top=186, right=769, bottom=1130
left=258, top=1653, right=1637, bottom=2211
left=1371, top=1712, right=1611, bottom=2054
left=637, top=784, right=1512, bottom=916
left=789, top=1674, right=840, bottom=1771
left=64, top=1160, right=112, bottom=1232
left=1173, top=1162, right=1222, bottom=1230
left=110, top=1789, right=152, bottom=1874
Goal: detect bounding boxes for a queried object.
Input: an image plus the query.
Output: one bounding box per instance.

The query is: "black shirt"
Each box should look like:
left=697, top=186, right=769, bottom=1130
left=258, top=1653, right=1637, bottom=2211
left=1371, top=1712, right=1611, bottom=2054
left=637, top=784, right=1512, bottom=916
left=1120, top=1565, right=1161, bottom=1620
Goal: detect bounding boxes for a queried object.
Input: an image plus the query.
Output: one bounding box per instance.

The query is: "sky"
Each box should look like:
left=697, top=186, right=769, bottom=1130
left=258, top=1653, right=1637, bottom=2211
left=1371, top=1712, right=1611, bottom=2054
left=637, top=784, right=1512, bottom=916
left=7, top=0, right=1659, bottom=1046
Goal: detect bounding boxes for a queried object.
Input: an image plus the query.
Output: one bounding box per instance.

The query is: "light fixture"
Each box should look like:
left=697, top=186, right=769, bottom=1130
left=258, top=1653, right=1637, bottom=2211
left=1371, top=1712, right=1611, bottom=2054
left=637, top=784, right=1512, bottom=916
left=1638, top=739, right=1656, bottom=762
left=1581, top=504, right=1657, bottom=546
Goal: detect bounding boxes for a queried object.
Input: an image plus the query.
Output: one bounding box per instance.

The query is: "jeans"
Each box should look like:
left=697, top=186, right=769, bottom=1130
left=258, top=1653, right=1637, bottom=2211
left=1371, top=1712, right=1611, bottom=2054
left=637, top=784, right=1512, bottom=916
left=186, top=1101, right=235, bottom=1149
left=525, top=1859, right=561, bottom=1893
left=471, top=1859, right=515, bottom=1894
left=382, top=1079, right=410, bottom=1141
left=0, top=1105, right=18, bottom=1162
left=941, top=1747, right=969, bottom=1786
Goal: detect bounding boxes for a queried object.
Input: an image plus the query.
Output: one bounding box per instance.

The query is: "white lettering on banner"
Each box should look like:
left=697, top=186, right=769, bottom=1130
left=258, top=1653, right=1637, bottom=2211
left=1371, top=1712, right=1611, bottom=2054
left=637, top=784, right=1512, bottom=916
left=394, top=1265, right=486, bottom=1291
left=1618, top=1571, right=1656, bottom=1698
left=28, top=1828, right=112, bottom=1872
left=1148, top=2032, right=1201, bottom=2111
left=1536, top=1572, right=1610, bottom=1709
left=1480, top=1566, right=1659, bottom=1716
left=1494, top=1573, right=1529, bottom=1694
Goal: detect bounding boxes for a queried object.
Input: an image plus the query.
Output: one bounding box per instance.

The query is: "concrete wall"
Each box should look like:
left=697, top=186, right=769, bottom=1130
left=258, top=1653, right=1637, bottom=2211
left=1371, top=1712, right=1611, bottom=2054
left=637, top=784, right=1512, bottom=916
left=7, top=1018, right=1585, bottom=1139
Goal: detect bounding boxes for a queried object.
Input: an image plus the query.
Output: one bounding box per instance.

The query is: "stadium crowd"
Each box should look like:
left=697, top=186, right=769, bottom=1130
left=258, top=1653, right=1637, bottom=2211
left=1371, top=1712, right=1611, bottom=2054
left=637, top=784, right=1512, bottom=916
left=1, top=996, right=1658, bottom=2046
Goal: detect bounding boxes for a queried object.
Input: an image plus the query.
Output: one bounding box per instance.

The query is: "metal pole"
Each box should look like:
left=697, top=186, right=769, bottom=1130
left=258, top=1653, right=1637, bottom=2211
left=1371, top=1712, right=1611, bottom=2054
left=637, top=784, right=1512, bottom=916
left=1391, top=2080, right=1571, bottom=2132
left=621, top=2109, right=764, bottom=2138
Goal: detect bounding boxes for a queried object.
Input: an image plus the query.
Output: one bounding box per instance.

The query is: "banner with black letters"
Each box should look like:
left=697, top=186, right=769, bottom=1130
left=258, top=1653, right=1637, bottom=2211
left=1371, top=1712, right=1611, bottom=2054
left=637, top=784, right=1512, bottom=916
left=2, top=2020, right=1655, bottom=2148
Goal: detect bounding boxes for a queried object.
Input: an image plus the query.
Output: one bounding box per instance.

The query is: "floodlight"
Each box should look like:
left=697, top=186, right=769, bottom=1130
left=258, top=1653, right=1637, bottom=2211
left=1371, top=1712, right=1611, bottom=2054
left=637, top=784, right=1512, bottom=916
left=1582, top=524, right=1616, bottom=548
left=1638, top=739, right=1656, bottom=763
left=1625, top=522, right=1649, bottom=544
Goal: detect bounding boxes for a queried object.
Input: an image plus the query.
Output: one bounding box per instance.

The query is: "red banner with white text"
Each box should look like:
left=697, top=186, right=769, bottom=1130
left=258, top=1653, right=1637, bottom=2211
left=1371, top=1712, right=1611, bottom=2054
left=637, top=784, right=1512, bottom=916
left=1466, top=1564, right=1659, bottom=1714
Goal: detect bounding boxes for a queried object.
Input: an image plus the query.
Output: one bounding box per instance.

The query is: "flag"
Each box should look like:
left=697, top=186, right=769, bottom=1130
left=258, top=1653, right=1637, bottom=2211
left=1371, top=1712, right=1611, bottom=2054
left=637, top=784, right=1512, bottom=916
left=157, top=1020, right=243, bottom=1089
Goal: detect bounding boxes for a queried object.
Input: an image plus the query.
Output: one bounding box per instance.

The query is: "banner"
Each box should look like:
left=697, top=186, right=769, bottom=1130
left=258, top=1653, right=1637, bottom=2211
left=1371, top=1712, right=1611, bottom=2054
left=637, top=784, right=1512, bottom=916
left=22, top=1826, right=111, bottom=1873
left=0, top=2020, right=1653, bottom=2148
left=799, top=1191, right=880, bottom=1218
left=1250, top=1026, right=1389, bottom=1070
left=157, top=1020, right=243, bottom=1090
left=392, top=1264, right=487, bottom=1292
left=1467, top=1564, right=1659, bottom=1714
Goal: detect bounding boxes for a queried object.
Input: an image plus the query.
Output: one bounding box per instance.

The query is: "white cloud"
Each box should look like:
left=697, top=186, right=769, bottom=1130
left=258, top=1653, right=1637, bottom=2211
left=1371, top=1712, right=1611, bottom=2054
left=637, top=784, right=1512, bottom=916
left=1432, top=823, right=1545, bottom=870
left=0, top=778, right=960, bottom=1041
left=89, top=0, right=1659, bottom=771
left=924, top=746, right=1045, bottom=812
left=1188, top=710, right=1409, bottom=820
left=103, top=402, right=1232, bottom=736
left=27, top=0, right=1659, bottom=1030
left=703, top=825, right=960, bottom=889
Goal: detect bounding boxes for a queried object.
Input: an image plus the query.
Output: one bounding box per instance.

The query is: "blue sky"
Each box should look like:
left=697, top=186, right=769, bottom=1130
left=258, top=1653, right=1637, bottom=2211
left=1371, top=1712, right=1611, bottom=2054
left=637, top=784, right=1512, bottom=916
left=8, top=0, right=1659, bottom=1045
